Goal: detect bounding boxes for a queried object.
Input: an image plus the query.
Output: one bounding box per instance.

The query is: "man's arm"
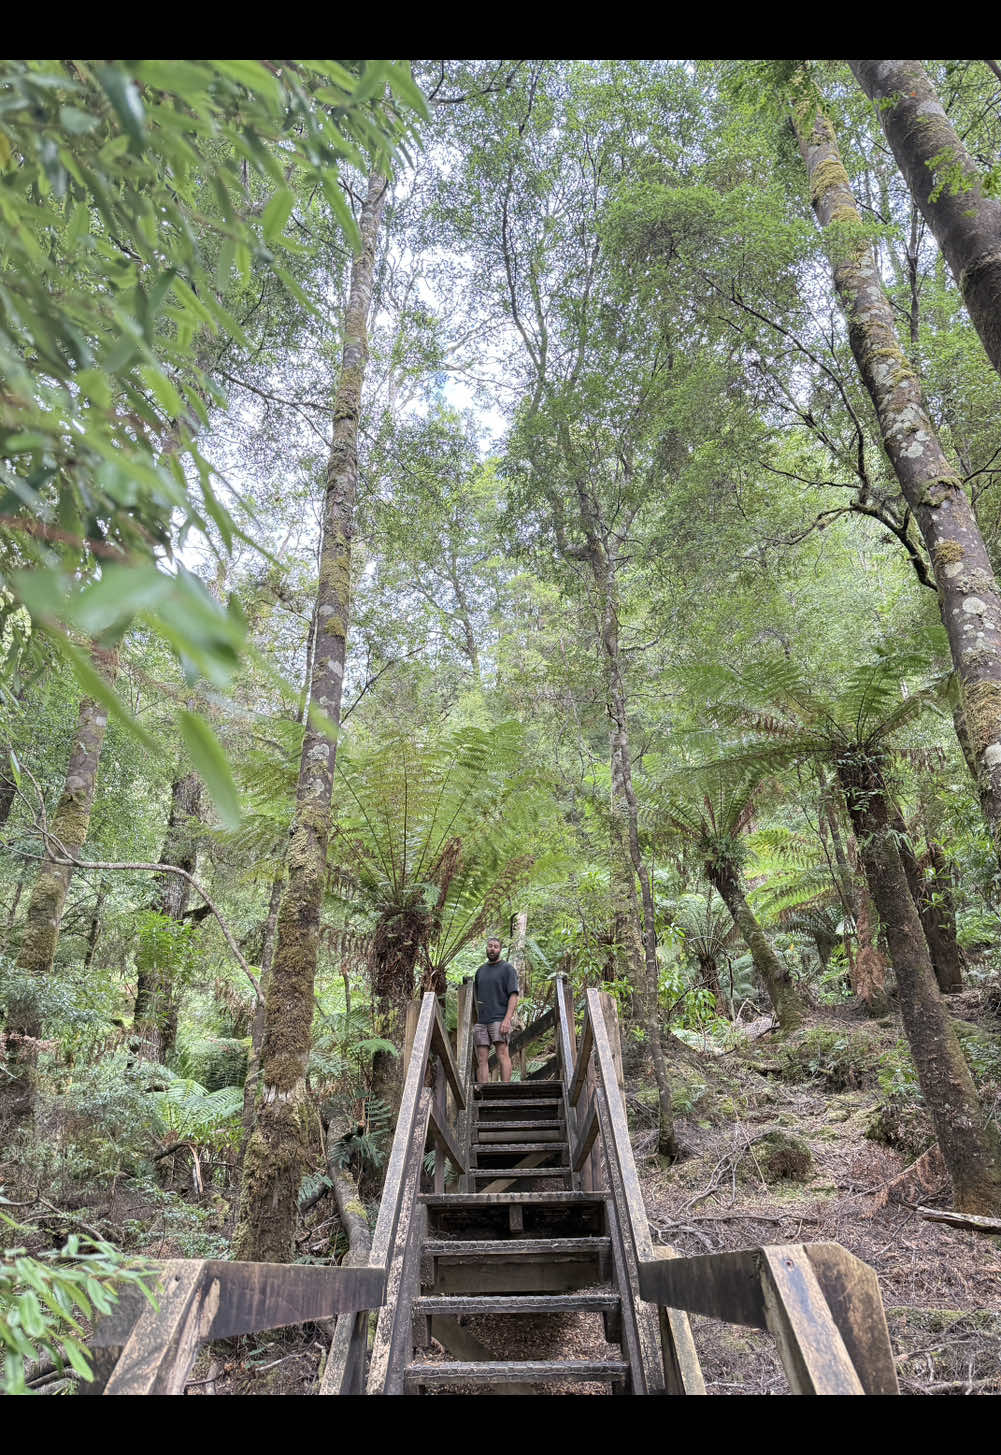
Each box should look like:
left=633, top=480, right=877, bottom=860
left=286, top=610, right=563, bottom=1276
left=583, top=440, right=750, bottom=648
left=500, top=988, right=518, bottom=1037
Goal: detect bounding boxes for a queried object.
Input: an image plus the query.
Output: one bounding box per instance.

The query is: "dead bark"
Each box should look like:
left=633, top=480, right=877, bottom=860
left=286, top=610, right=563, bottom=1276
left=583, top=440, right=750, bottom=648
left=836, top=750, right=1001, bottom=1214
left=0, top=644, right=117, bottom=1125
left=234, top=170, right=388, bottom=1264
left=796, top=98, right=1001, bottom=869
left=849, top=61, right=1001, bottom=383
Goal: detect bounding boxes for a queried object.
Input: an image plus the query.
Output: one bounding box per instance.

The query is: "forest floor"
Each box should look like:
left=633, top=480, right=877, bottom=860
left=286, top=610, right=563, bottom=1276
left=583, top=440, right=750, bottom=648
left=7, top=991, right=1001, bottom=1396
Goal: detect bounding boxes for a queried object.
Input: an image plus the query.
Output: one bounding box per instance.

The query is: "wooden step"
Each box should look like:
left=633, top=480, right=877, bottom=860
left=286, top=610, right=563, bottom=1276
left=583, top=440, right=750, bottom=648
left=471, top=1120, right=563, bottom=1133
left=405, top=1359, right=628, bottom=1389
left=476, top=1098, right=563, bottom=1112
left=421, top=1192, right=605, bottom=1208
left=415, top=1293, right=619, bottom=1315
left=475, top=1081, right=564, bottom=1097
left=472, top=1141, right=569, bottom=1155
left=470, top=1167, right=570, bottom=1180
left=425, top=1237, right=609, bottom=1258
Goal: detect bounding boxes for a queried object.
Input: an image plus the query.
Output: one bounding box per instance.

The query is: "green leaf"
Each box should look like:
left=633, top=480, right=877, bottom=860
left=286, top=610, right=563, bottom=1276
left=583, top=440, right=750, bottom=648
left=95, top=65, right=146, bottom=150
left=178, top=709, right=241, bottom=829
left=210, top=60, right=284, bottom=110
left=261, top=186, right=295, bottom=243
left=59, top=105, right=98, bottom=135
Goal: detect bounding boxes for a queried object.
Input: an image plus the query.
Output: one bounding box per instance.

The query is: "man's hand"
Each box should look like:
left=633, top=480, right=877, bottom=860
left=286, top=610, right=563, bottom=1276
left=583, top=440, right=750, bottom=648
left=500, top=1019, right=512, bottom=1037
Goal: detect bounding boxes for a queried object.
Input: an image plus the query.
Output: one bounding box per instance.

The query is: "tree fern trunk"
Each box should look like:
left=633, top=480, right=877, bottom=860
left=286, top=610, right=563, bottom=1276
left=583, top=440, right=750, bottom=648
left=708, top=862, right=805, bottom=1030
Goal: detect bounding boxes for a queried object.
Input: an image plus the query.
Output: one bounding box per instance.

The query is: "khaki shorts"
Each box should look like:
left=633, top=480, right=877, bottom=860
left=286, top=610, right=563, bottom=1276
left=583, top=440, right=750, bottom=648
left=473, top=1021, right=509, bottom=1047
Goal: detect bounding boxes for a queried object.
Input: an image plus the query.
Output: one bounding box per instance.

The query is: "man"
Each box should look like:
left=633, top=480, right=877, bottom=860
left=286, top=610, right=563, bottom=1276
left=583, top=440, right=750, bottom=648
left=473, top=936, right=519, bottom=1085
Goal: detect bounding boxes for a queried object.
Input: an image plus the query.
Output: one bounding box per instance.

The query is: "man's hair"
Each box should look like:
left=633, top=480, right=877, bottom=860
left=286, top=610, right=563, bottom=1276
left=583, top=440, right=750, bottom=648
left=487, top=935, right=501, bottom=945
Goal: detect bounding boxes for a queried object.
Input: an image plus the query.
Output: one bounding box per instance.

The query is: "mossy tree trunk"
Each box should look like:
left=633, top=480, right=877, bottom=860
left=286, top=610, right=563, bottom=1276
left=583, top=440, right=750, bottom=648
left=890, top=809, right=964, bottom=995
left=234, top=171, right=388, bottom=1264
left=796, top=99, right=1001, bottom=870
left=0, top=645, right=117, bottom=1126
left=707, top=861, right=805, bottom=1030
left=132, top=771, right=202, bottom=1062
left=599, top=547, right=678, bottom=1158
left=849, top=60, right=1001, bottom=384
left=836, top=751, right=1001, bottom=1213
left=242, top=863, right=285, bottom=1138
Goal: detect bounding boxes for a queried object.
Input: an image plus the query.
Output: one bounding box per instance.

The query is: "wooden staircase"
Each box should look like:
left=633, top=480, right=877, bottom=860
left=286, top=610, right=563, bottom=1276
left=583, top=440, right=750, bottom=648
left=89, top=978, right=901, bottom=1396
left=405, top=1076, right=635, bottom=1393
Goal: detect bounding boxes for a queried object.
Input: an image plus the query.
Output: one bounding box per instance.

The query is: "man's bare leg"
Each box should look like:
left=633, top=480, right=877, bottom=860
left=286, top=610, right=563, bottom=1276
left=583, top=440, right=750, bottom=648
left=496, top=1040, right=513, bottom=1084
left=476, top=1044, right=491, bottom=1085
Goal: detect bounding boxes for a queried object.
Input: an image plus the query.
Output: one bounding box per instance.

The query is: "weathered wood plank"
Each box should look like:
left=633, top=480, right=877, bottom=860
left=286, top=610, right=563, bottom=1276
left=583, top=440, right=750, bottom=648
left=568, top=1007, right=594, bottom=1108
left=431, top=999, right=466, bottom=1110
left=366, top=1089, right=431, bottom=1394
left=429, top=1096, right=464, bottom=1174
left=103, top=1261, right=211, bottom=1396
left=595, top=1087, right=664, bottom=1394
left=648, top=1247, right=707, bottom=1395
left=572, top=1098, right=600, bottom=1172
left=555, top=974, right=578, bottom=1089
left=406, top=1359, right=628, bottom=1387
left=760, top=1246, right=864, bottom=1395
left=804, top=1243, right=899, bottom=1396
left=637, top=1249, right=769, bottom=1328
left=370, top=994, right=436, bottom=1267
left=488, top=1006, right=557, bottom=1073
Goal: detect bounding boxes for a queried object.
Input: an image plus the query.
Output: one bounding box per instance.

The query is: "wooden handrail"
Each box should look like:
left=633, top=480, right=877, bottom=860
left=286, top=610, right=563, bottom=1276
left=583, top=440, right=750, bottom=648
left=369, top=992, right=437, bottom=1267
left=558, top=984, right=899, bottom=1397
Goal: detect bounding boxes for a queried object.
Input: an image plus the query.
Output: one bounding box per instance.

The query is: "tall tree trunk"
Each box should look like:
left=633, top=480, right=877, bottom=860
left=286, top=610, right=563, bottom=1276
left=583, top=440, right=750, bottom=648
left=707, top=861, right=805, bottom=1029
left=242, top=864, right=285, bottom=1138
left=82, top=877, right=107, bottom=972
left=132, top=771, right=202, bottom=1062
left=888, top=805, right=962, bottom=995
left=234, top=171, right=387, bottom=1264
left=917, top=841, right=965, bottom=995
left=849, top=60, right=1001, bottom=382
left=795, top=100, right=1001, bottom=869
left=601, top=564, right=678, bottom=1157
left=0, top=645, right=117, bottom=1126
left=836, top=752, right=1001, bottom=1213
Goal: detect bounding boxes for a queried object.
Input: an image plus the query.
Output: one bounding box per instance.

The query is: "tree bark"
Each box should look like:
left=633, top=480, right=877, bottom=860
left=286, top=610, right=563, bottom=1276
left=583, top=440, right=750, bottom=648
left=849, top=60, right=1001, bottom=382
left=132, top=771, right=202, bottom=1062
left=836, top=751, right=1001, bottom=1213
left=707, top=861, right=805, bottom=1030
left=234, top=170, right=388, bottom=1264
left=241, top=863, right=285, bottom=1138
left=0, top=644, right=117, bottom=1125
left=917, top=841, right=965, bottom=994
left=796, top=100, right=1001, bottom=868
left=82, top=877, right=107, bottom=971
left=850, top=890, right=890, bottom=1017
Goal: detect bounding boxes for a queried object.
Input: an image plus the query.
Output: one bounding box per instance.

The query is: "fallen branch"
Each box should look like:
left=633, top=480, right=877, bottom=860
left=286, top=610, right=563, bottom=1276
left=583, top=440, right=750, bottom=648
left=916, top=1205, right=1001, bottom=1235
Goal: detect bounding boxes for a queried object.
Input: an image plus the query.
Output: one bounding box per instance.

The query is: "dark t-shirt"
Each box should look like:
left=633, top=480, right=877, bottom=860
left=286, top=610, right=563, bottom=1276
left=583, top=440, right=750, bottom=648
left=473, top=959, right=518, bottom=1025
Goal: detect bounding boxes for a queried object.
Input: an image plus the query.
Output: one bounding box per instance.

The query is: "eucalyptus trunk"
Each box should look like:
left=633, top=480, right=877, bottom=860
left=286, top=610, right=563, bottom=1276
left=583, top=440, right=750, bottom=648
left=234, top=171, right=387, bottom=1264
left=849, top=60, right=1001, bottom=383
left=836, top=752, right=1001, bottom=1213
left=132, top=771, right=202, bottom=1062
left=796, top=101, right=1001, bottom=868
left=0, top=645, right=117, bottom=1126
left=707, top=861, right=805, bottom=1030
left=601, top=560, right=678, bottom=1157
